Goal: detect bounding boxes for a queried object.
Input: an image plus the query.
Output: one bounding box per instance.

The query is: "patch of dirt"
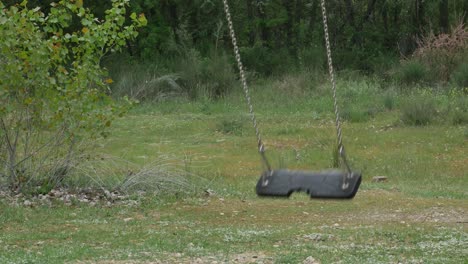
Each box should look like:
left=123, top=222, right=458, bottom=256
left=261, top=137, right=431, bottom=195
left=72, top=252, right=321, bottom=264
left=407, top=207, right=467, bottom=224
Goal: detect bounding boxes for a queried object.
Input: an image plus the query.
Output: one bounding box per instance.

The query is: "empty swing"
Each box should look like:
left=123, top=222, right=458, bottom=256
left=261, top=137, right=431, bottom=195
left=222, top=0, right=361, bottom=199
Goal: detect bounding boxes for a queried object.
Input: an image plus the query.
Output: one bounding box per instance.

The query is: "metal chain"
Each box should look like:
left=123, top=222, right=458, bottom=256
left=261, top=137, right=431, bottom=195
left=223, top=0, right=271, bottom=174
left=320, top=0, right=352, bottom=189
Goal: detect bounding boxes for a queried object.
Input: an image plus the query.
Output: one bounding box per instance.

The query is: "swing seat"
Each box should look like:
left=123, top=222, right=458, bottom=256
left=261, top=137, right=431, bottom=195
left=256, top=170, right=361, bottom=199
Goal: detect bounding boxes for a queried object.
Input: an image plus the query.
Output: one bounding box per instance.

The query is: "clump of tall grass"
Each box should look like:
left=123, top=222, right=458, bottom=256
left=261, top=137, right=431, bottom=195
left=177, top=49, right=237, bottom=99
left=400, top=95, right=438, bottom=126
left=67, top=154, right=203, bottom=195
left=108, top=57, right=184, bottom=101
left=108, top=49, right=238, bottom=101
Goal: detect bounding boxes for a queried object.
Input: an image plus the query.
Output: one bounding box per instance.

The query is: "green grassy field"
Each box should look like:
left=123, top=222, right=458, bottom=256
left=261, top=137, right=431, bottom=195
left=0, top=78, right=467, bottom=263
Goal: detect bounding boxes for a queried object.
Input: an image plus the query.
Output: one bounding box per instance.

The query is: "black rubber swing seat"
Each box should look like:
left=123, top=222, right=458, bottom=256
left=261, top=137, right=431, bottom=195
left=256, top=170, right=361, bottom=199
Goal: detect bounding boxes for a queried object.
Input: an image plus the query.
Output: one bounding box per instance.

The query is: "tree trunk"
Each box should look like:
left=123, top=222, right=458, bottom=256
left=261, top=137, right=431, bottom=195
left=283, top=0, right=295, bottom=53
left=438, top=0, right=449, bottom=33
left=343, top=0, right=356, bottom=28
left=307, top=0, right=319, bottom=42
left=246, top=0, right=255, bottom=45
left=413, top=0, right=425, bottom=33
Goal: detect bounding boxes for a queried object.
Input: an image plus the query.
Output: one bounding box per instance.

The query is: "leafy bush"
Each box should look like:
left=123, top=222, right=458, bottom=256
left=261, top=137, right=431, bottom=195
left=400, top=96, right=438, bottom=126
left=0, top=1, right=145, bottom=191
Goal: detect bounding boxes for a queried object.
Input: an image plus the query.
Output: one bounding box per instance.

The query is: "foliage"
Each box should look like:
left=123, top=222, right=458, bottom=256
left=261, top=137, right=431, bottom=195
left=3, top=0, right=468, bottom=77
left=0, top=0, right=146, bottom=191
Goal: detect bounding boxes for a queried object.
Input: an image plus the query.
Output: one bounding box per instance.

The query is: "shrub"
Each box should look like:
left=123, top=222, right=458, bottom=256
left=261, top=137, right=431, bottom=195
left=395, top=60, right=428, bottom=85
left=0, top=1, right=145, bottom=191
left=400, top=96, right=438, bottom=126
left=413, top=21, right=468, bottom=83
left=451, top=62, right=468, bottom=89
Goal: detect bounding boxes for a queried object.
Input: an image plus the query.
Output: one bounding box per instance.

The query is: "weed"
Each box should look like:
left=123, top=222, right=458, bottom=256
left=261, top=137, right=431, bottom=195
left=400, top=95, right=438, bottom=126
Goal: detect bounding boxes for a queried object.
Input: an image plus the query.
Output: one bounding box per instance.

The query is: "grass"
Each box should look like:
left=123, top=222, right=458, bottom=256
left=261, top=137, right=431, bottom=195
left=1, top=76, right=467, bottom=263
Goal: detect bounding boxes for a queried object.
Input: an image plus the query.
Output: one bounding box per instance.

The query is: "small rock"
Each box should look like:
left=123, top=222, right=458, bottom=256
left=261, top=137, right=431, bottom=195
left=372, top=176, right=388, bottom=183
left=204, top=189, right=215, bottom=197
left=123, top=218, right=133, bottom=222
left=23, top=200, right=32, bottom=206
left=304, top=233, right=325, bottom=241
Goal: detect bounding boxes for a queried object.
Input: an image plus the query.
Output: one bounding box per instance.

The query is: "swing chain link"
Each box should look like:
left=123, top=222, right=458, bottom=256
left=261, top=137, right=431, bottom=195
left=320, top=0, right=353, bottom=189
left=223, top=0, right=272, bottom=174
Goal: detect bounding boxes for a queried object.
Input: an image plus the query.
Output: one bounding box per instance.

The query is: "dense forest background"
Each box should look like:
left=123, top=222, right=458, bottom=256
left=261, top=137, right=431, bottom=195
left=4, top=0, right=468, bottom=98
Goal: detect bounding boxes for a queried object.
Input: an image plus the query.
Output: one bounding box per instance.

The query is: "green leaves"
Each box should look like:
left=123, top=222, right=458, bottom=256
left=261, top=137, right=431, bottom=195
left=0, top=0, right=145, bottom=189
